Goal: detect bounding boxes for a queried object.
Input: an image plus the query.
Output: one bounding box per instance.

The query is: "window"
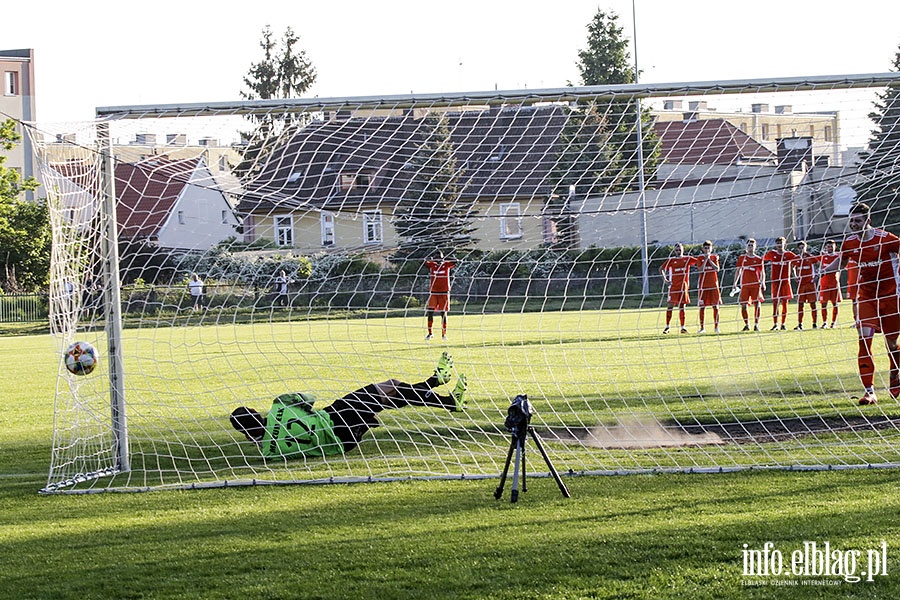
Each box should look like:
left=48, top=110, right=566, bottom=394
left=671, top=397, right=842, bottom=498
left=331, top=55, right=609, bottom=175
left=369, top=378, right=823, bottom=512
left=833, top=185, right=856, bottom=217
left=760, top=124, right=770, bottom=140
left=740, top=122, right=747, bottom=133
left=340, top=172, right=372, bottom=191
left=177, top=210, right=185, bottom=225
left=809, top=125, right=816, bottom=138
left=776, top=124, right=782, bottom=139
left=321, top=212, right=335, bottom=246
left=218, top=155, right=228, bottom=172
left=824, top=126, right=833, bottom=142
left=4, top=71, right=18, bottom=96
left=363, top=211, right=382, bottom=244
left=221, top=210, right=229, bottom=224
left=275, top=215, right=294, bottom=246
left=287, top=170, right=304, bottom=185
left=500, top=203, right=523, bottom=239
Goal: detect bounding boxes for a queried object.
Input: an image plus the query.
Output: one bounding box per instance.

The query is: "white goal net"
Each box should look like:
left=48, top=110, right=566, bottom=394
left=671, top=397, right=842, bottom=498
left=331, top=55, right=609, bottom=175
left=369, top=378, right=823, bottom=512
left=30, top=72, right=900, bottom=493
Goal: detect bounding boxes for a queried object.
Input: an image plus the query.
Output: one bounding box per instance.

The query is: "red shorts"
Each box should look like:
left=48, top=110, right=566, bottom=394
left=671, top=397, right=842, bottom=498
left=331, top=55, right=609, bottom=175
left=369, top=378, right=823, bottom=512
left=819, top=284, right=842, bottom=305
left=697, top=287, right=721, bottom=307
left=770, top=281, right=794, bottom=301
left=667, top=289, right=691, bottom=306
left=427, top=293, right=450, bottom=313
left=856, top=295, right=900, bottom=336
left=797, top=282, right=817, bottom=303
left=740, top=284, right=764, bottom=304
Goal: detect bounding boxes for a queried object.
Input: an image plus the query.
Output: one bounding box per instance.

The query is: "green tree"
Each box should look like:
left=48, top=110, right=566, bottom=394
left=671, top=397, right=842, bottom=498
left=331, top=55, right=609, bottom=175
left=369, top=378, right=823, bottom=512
left=236, top=25, right=317, bottom=179
left=0, top=118, right=49, bottom=292
left=551, top=8, right=659, bottom=237
left=855, top=47, right=900, bottom=231
left=392, top=116, right=476, bottom=263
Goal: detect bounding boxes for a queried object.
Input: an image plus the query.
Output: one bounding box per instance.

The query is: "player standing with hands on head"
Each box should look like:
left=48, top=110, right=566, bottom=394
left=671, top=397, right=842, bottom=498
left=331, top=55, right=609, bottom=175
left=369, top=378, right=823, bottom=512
left=425, top=251, right=455, bottom=340
left=794, top=240, right=821, bottom=330
left=660, top=243, right=696, bottom=334
left=733, top=238, right=766, bottom=331
left=764, top=237, right=798, bottom=331
left=818, top=239, right=842, bottom=329
left=696, top=241, right=721, bottom=334
left=821, top=202, right=900, bottom=405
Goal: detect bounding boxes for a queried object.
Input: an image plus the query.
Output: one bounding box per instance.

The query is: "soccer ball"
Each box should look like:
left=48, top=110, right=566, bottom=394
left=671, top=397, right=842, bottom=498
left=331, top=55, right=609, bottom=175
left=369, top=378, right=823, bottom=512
left=64, top=341, right=99, bottom=376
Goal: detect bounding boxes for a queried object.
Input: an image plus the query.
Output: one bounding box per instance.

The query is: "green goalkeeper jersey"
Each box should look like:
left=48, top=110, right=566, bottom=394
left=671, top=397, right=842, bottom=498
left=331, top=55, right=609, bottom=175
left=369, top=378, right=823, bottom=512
left=261, top=393, right=344, bottom=458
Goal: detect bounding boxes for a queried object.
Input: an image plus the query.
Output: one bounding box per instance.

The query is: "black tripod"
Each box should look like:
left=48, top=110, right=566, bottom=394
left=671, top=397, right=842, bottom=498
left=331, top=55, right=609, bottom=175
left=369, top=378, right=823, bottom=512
left=494, top=395, right=570, bottom=503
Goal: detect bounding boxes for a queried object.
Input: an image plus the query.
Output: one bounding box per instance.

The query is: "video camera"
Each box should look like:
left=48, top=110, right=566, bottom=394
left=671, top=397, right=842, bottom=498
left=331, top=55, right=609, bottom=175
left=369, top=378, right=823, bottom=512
left=504, top=394, right=533, bottom=439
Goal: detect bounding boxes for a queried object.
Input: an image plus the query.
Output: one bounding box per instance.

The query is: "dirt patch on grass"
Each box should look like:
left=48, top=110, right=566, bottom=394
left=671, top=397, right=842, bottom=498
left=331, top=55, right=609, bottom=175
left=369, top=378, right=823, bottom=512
left=540, top=415, right=900, bottom=449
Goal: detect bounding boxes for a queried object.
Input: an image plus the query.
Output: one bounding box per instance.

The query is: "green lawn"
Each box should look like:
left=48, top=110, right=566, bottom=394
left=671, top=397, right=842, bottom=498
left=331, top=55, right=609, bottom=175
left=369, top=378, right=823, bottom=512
left=3, top=307, right=900, bottom=598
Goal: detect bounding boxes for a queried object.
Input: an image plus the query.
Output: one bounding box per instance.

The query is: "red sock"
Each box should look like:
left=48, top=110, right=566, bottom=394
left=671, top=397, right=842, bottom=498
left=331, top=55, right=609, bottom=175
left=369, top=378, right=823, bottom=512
left=858, top=336, right=875, bottom=389
left=741, top=306, right=749, bottom=324
left=679, top=309, right=686, bottom=327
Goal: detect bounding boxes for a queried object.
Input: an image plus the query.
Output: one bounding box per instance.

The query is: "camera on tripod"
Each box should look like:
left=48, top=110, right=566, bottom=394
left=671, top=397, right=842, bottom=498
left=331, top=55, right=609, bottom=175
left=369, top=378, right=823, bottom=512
left=494, top=394, right=570, bottom=503
left=504, top=394, right=533, bottom=439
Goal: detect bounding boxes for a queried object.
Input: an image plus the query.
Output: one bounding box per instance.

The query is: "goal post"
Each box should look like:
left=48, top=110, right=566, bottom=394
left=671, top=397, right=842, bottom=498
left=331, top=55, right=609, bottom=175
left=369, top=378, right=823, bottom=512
left=30, top=72, right=900, bottom=494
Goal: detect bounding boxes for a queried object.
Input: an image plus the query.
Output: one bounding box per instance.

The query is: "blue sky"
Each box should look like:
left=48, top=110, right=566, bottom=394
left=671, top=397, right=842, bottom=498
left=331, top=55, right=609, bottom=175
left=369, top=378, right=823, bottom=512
left=5, top=0, right=900, bottom=123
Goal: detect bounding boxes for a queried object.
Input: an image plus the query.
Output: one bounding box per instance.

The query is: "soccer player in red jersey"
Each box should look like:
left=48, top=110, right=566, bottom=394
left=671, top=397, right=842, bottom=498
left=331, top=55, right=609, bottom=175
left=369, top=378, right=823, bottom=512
left=660, top=243, right=697, bottom=334
left=817, top=239, right=842, bottom=328
left=733, top=238, right=766, bottom=331
left=846, top=255, right=860, bottom=326
left=763, top=237, right=799, bottom=331
left=822, top=203, right=900, bottom=405
left=424, top=252, right=455, bottom=340
left=696, top=240, right=721, bottom=333
left=793, top=240, right=821, bottom=330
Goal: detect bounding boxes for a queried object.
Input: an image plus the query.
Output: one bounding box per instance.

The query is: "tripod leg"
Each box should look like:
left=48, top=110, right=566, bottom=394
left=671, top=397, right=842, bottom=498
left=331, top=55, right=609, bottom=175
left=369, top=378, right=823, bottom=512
left=510, top=438, right=523, bottom=503
left=520, top=436, right=527, bottom=494
left=494, top=437, right=516, bottom=500
left=530, top=428, right=571, bottom=498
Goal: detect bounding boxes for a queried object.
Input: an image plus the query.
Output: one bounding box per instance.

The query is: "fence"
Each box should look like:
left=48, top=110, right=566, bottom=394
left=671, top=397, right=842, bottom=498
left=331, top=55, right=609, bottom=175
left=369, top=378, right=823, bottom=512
left=0, top=293, right=49, bottom=323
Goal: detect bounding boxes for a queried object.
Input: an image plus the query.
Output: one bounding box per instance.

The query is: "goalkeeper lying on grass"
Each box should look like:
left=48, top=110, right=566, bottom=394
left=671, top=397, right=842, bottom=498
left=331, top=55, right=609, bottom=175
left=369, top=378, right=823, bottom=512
left=230, top=352, right=467, bottom=458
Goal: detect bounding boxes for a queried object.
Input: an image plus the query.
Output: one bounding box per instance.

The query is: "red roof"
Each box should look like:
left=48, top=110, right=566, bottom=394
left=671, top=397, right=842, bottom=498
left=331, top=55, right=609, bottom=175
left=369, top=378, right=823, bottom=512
left=50, top=156, right=202, bottom=240
left=115, top=157, right=200, bottom=239
left=654, top=118, right=775, bottom=165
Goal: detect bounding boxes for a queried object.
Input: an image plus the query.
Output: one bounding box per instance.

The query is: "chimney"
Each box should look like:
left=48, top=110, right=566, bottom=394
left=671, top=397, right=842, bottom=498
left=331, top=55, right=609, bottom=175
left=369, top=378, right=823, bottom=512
left=751, top=103, right=769, bottom=113
left=775, top=105, right=792, bottom=114
left=688, top=101, right=708, bottom=111
left=663, top=99, right=683, bottom=110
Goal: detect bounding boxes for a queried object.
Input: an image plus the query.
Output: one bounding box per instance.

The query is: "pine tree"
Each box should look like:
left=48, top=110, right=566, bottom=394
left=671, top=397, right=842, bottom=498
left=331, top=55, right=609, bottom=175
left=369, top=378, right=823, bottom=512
left=236, top=26, right=317, bottom=180
left=855, top=47, right=900, bottom=231
left=552, top=9, right=658, bottom=204
left=392, top=116, right=476, bottom=263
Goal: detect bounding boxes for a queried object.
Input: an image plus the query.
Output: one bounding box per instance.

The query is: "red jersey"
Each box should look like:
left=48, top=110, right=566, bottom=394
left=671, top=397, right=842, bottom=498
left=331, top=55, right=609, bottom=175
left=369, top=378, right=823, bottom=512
left=696, top=254, right=720, bottom=291
left=840, top=229, right=900, bottom=300
left=661, top=256, right=697, bottom=291
left=796, top=255, right=821, bottom=289
left=763, top=250, right=799, bottom=285
left=736, top=254, right=765, bottom=287
left=426, top=260, right=455, bottom=294
left=818, top=252, right=840, bottom=290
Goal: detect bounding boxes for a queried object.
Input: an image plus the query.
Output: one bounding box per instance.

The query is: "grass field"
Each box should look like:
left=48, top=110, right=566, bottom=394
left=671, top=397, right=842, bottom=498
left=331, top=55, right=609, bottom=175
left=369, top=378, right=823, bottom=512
left=4, top=307, right=900, bottom=598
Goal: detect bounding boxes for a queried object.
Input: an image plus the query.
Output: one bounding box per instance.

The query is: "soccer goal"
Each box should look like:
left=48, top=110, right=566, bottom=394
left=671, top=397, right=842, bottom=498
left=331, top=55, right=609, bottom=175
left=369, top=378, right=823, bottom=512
left=30, top=72, right=900, bottom=493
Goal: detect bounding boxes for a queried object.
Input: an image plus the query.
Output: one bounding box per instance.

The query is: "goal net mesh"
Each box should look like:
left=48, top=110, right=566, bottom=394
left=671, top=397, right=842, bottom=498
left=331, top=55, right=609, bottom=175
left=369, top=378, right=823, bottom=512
left=29, top=74, right=900, bottom=493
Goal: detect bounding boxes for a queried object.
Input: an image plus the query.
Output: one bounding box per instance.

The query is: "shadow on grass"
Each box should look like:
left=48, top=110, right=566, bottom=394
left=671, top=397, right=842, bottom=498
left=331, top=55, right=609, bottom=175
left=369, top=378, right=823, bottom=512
left=2, top=470, right=900, bottom=599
